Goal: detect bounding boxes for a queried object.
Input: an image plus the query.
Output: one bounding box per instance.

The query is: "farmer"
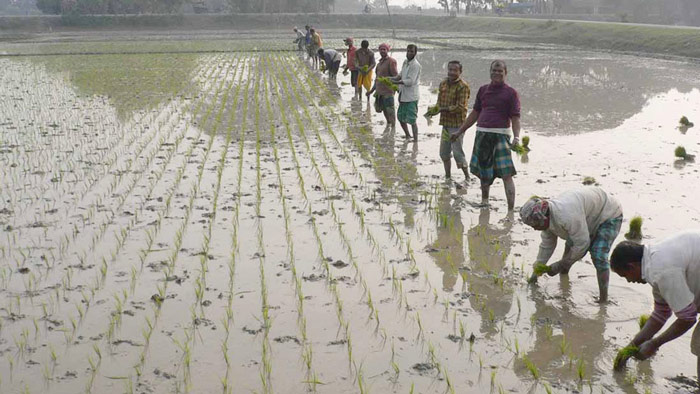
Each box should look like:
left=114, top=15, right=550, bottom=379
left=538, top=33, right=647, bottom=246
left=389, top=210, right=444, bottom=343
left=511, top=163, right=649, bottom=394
left=309, top=28, right=322, bottom=69
left=456, top=60, right=520, bottom=210
left=367, top=43, right=398, bottom=129
left=392, top=44, right=422, bottom=141
left=317, top=48, right=342, bottom=80
left=343, top=38, right=359, bottom=97
left=304, top=25, right=312, bottom=58
left=436, top=60, right=470, bottom=182
left=519, top=186, right=623, bottom=303
left=610, top=232, right=700, bottom=382
left=354, top=40, right=375, bottom=100
left=293, top=27, right=305, bottom=51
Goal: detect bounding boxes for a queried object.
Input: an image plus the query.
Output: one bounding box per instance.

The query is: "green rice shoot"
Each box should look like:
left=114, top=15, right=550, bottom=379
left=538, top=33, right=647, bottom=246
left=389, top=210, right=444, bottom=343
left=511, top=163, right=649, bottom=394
left=679, top=116, right=694, bottom=127
left=511, top=143, right=526, bottom=155
left=377, top=76, right=399, bottom=92
left=613, top=345, right=639, bottom=370
left=533, top=263, right=551, bottom=277
left=521, top=136, right=530, bottom=150
left=675, top=146, right=688, bottom=159
left=625, top=216, right=643, bottom=240
left=638, top=314, right=650, bottom=329
left=424, top=104, right=440, bottom=118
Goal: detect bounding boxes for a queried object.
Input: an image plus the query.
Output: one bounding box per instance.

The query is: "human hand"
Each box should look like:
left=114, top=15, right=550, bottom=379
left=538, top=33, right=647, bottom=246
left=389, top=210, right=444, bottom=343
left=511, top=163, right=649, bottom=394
left=511, top=136, right=520, bottom=147
left=450, top=132, right=462, bottom=143
left=634, top=340, right=658, bottom=360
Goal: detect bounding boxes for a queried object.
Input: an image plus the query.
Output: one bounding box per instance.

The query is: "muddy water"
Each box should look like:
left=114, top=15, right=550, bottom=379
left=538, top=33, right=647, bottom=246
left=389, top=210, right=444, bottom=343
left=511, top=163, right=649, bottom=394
left=1, top=34, right=699, bottom=394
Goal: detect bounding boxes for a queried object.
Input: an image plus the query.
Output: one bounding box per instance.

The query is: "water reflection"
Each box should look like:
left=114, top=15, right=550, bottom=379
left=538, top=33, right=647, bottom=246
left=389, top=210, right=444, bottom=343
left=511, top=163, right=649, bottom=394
left=465, top=208, right=515, bottom=338
left=416, top=49, right=700, bottom=135
left=427, top=186, right=466, bottom=291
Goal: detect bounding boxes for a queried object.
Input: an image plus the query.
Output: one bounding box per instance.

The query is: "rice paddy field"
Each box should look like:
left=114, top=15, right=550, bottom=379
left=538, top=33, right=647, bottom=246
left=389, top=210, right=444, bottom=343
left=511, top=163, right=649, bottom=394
left=1, top=30, right=700, bottom=394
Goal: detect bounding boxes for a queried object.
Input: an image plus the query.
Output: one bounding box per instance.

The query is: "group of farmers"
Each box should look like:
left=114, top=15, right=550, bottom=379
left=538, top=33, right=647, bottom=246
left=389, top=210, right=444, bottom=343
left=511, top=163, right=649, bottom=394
left=295, top=31, right=700, bottom=382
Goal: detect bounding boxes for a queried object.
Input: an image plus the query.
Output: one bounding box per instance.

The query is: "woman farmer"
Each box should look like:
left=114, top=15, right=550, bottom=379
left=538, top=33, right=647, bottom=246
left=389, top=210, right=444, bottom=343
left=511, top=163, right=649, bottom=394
left=455, top=60, right=520, bottom=210
left=610, top=232, right=700, bottom=382
left=519, top=187, right=623, bottom=303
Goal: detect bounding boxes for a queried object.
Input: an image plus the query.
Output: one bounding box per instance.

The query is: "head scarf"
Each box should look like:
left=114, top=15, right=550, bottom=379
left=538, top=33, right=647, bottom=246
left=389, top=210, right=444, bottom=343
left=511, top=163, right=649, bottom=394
left=519, top=197, right=549, bottom=229
left=378, top=43, right=391, bottom=51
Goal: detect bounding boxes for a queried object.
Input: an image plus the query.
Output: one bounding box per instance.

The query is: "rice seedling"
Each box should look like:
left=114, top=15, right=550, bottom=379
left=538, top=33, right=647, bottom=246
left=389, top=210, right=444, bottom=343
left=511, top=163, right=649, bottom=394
left=521, top=136, right=531, bottom=150
left=377, top=76, right=399, bottom=92
left=582, top=176, right=597, bottom=185
left=613, top=345, right=639, bottom=370
left=638, top=314, right=650, bottom=329
left=675, top=146, right=693, bottom=160
left=521, top=355, right=540, bottom=380
left=679, top=116, right=694, bottom=127
left=625, top=216, right=643, bottom=240
left=424, top=104, right=440, bottom=118
left=576, top=358, right=586, bottom=380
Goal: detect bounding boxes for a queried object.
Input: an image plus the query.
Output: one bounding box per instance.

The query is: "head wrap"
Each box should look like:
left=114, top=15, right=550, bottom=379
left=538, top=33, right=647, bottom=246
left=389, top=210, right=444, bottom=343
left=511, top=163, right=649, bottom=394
left=519, top=197, right=549, bottom=229
left=344, top=37, right=353, bottom=44
left=378, top=43, right=391, bottom=51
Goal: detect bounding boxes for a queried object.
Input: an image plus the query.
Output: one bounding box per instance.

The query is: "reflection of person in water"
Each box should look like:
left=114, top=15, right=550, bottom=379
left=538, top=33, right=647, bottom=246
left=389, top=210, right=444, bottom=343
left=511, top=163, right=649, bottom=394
left=465, top=208, right=514, bottom=337
left=521, top=277, right=610, bottom=382
left=427, top=187, right=465, bottom=291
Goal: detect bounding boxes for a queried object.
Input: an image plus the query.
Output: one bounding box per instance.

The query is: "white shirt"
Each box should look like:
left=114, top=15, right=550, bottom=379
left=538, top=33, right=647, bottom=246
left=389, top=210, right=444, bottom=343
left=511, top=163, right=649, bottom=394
left=398, top=58, right=421, bottom=103
left=536, top=187, right=623, bottom=264
left=642, top=231, right=700, bottom=312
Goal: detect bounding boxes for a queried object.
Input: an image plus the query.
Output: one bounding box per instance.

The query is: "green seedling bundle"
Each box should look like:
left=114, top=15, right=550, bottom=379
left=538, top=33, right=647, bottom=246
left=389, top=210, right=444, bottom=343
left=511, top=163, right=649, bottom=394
left=613, top=345, right=639, bottom=370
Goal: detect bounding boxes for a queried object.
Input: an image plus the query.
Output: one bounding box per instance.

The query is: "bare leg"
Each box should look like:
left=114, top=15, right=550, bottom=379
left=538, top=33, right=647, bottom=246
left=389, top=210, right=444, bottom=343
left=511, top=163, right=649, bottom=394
left=596, top=269, right=610, bottom=303
left=411, top=123, right=418, bottom=141
left=502, top=175, right=516, bottom=211
left=443, top=160, right=451, bottom=179
left=399, top=121, right=410, bottom=138
left=480, top=179, right=490, bottom=206
left=384, top=108, right=395, bottom=128
left=696, top=357, right=699, bottom=387
left=459, top=165, right=470, bottom=181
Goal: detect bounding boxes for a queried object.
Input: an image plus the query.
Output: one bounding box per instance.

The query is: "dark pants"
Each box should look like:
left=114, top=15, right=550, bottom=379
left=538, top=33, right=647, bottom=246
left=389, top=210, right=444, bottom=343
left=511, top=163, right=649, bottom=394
left=350, top=70, right=359, bottom=87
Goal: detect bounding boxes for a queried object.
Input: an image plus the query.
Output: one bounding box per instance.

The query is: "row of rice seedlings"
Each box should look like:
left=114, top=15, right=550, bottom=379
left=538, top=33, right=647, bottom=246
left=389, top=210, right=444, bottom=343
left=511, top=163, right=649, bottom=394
left=125, top=56, right=240, bottom=392
left=6, top=58, right=220, bottom=390
left=220, top=55, right=256, bottom=394
left=58, top=56, right=230, bottom=393
left=261, top=55, right=318, bottom=388
left=286, top=55, right=458, bottom=391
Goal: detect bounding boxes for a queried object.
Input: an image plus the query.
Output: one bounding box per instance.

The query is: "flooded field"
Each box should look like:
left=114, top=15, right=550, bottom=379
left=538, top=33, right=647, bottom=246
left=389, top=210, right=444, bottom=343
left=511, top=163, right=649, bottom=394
left=1, top=31, right=700, bottom=393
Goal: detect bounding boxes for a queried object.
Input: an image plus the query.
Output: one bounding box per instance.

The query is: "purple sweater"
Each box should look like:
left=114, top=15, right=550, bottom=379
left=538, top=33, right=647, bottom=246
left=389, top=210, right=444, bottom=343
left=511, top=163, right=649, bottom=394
left=474, top=82, right=521, bottom=129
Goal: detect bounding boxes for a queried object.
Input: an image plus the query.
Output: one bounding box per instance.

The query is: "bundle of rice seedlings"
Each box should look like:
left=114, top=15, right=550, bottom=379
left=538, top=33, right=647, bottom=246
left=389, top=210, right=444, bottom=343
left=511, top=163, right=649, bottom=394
left=521, top=136, right=531, bottom=151
left=624, top=216, right=643, bottom=240
left=511, top=142, right=526, bottom=155
left=613, top=345, right=639, bottom=370
left=533, top=263, right=551, bottom=276
left=360, top=65, right=370, bottom=73
left=424, top=104, right=440, bottom=118
left=675, top=145, right=694, bottom=160
left=638, top=314, right=650, bottom=329
left=680, top=116, right=694, bottom=127
left=377, top=77, right=399, bottom=92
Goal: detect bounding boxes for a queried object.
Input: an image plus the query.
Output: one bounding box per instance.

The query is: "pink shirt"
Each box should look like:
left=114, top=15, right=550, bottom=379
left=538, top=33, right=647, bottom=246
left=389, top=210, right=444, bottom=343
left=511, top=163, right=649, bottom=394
left=474, top=82, right=521, bottom=129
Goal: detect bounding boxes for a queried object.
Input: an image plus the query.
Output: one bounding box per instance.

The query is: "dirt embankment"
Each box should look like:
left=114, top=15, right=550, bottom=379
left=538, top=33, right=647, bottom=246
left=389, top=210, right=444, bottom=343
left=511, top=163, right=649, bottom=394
left=1, top=13, right=699, bottom=59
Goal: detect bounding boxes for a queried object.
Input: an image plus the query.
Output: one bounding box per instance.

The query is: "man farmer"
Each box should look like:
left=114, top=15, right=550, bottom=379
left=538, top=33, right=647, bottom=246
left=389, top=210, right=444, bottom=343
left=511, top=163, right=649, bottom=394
left=456, top=60, right=520, bottom=210
left=309, top=28, right=322, bottom=70
left=343, top=38, right=359, bottom=97
left=367, top=43, right=398, bottom=128
left=354, top=40, right=375, bottom=100
left=436, top=60, right=470, bottom=182
left=392, top=44, right=422, bottom=141
left=610, top=232, right=700, bottom=382
left=304, top=25, right=312, bottom=59
left=519, top=186, right=623, bottom=303
left=293, top=27, right=305, bottom=52
left=317, top=48, right=342, bottom=80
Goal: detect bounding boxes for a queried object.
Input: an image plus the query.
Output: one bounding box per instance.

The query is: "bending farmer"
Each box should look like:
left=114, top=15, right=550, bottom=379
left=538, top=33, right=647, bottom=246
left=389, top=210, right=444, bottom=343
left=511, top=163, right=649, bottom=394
left=520, top=186, right=623, bottom=302
left=611, top=232, right=700, bottom=383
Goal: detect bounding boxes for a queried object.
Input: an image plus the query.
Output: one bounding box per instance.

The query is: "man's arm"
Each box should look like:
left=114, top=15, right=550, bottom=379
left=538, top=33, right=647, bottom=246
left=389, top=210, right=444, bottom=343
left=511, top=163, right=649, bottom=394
left=444, top=85, right=469, bottom=114
left=536, top=230, right=558, bottom=265
left=511, top=115, right=521, bottom=144
left=400, top=63, right=420, bottom=87
left=636, top=318, right=695, bottom=359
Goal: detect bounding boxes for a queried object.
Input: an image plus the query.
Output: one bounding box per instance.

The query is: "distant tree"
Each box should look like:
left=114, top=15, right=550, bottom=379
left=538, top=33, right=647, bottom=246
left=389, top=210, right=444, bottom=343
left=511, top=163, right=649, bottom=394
left=36, top=0, right=61, bottom=13
left=437, top=0, right=449, bottom=12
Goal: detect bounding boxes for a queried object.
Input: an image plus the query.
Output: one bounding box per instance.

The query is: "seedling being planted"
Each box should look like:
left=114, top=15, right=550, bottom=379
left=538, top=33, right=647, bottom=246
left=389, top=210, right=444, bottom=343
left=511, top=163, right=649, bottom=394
left=613, top=345, right=639, bottom=370
left=529, top=262, right=551, bottom=282
left=679, top=116, right=694, bottom=127
left=625, top=216, right=643, bottom=240
left=582, top=176, right=597, bottom=185
left=675, top=146, right=694, bottom=160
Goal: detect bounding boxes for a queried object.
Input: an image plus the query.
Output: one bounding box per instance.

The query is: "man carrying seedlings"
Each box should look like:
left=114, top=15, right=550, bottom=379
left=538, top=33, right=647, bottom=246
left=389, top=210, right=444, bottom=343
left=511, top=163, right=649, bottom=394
left=317, top=48, right=342, bottom=80
left=455, top=60, right=520, bottom=209
left=392, top=44, right=422, bottom=141
left=343, top=38, right=359, bottom=95
left=367, top=43, right=398, bottom=128
left=436, top=60, right=470, bottom=182
left=519, top=186, right=623, bottom=303
left=293, top=27, right=305, bottom=52
left=610, top=232, right=700, bottom=381
left=355, top=40, right=376, bottom=100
